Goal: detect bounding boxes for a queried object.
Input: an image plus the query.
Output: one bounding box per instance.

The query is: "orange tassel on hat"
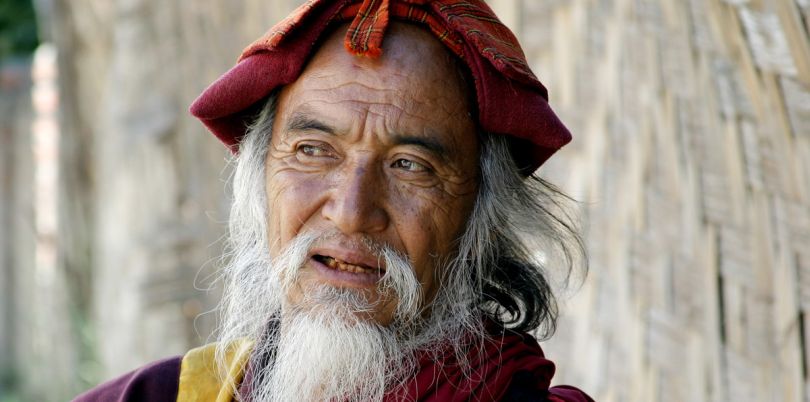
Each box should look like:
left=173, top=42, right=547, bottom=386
left=344, top=0, right=391, bottom=58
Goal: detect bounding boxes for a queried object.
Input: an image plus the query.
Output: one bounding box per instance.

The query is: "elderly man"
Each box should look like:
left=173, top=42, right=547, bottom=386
left=75, top=0, right=592, bottom=401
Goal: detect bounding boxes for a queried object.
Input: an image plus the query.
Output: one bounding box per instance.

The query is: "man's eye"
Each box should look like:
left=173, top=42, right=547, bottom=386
left=298, top=144, right=330, bottom=157
left=392, top=158, right=428, bottom=173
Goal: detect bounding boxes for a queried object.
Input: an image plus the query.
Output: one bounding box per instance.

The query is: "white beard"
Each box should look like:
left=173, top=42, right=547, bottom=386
left=226, top=231, right=422, bottom=402
left=248, top=292, right=411, bottom=402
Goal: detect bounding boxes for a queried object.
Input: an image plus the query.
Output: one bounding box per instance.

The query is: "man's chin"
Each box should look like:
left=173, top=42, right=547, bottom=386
left=249, top=295, right=409, bottom=402
left=284, top=281, right=396, bottom=326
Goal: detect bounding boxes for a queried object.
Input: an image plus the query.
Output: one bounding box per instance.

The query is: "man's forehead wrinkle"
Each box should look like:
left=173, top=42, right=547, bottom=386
left=357, top=94, right=469, bottom=133
left=295, top=67, right=410, bottom=92
left=289, top=98, right=453, bottom=133
left=299, top=76, right=404, bottom=94
left=307, top=77, right=465, bottom=112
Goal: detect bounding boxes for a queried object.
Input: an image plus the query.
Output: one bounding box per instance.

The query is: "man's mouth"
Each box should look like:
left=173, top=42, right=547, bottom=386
left=313, top=255, right=383, bottom=275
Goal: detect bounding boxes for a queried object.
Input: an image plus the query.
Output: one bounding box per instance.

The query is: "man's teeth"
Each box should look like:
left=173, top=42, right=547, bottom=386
left=322, top=256, right=376, bottom=274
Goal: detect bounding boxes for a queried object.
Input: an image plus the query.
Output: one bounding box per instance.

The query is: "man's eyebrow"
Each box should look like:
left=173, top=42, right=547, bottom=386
left=285, top=112, right=451, bottom=158
left=392, top=134, right=449, bottom=157
left=285, top=112, right=336, bottom=135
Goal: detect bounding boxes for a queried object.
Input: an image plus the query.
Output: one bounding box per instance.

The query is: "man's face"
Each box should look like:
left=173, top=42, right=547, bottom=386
left=264, top=23, right=479, bottom=325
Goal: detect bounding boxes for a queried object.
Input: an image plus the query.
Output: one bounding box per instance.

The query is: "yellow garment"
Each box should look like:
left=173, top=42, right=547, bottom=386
left=176, top=341, right=253, bottom=402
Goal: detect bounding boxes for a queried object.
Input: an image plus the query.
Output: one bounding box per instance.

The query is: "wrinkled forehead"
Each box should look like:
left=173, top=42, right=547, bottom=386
left=288, top=22, right=473, bottom=111
left=273, top=22, right=478, bottom=149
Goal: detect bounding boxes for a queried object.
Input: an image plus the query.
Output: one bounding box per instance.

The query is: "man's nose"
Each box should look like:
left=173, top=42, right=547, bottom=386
left=321, top=162, right=389, bottom=234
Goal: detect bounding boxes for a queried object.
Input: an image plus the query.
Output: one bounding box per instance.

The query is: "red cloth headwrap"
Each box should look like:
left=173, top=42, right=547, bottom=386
left=190, top=0, right=572, bottom=175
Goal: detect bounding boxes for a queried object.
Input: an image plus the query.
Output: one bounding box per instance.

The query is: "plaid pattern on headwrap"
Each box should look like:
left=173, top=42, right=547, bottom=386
left=341, top=0, right=542, bottom=90
left=192, top=0, right=572, bottom=174
left=342, top=1, right=464, bottom=56
left=343, top=0, right=392, bottom=58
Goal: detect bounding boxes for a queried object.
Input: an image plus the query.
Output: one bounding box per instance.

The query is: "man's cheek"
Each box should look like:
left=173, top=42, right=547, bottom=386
left=267, top=177, right=315, bottom=243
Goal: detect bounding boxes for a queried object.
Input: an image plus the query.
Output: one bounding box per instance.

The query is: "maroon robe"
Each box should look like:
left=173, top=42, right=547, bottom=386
left=73, top=330, right=592, bottom=402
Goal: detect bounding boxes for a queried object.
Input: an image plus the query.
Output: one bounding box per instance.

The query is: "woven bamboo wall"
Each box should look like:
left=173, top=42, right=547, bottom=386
left=486, top=0, right=810, bottom=401
left=0, top=59, right=35, bottom=399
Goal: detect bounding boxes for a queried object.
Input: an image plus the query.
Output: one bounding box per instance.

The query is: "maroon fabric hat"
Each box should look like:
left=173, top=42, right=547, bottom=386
left=190, top=0, right=571, bottom=174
